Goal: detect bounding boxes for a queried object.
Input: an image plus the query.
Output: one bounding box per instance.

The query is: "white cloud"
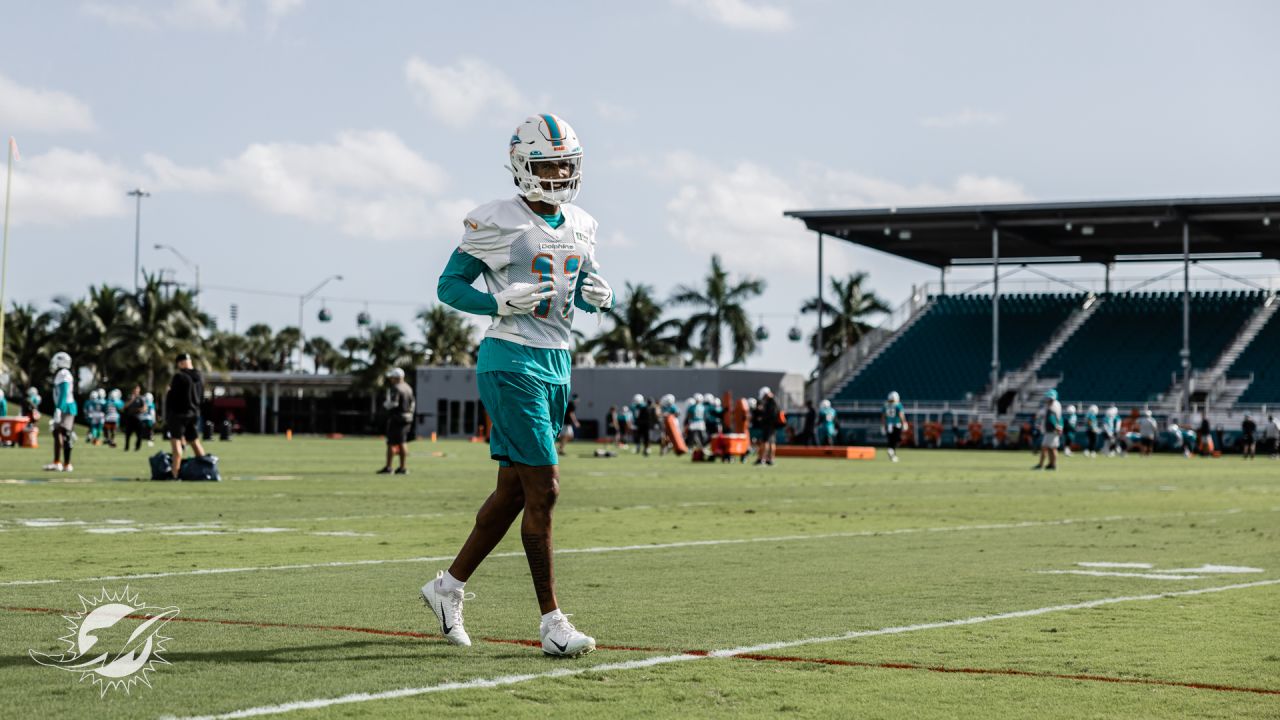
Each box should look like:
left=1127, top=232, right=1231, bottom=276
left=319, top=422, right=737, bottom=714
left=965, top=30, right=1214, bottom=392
left=9, top=148, right=145, bottom=226
left=0, top=72, right=95, bottom=134
left=82, top=0, right=298, bottom=32
left=919, top=109, right=1005, bottom=129
left=405, top=57, right=535, bottom=129
left=672, top=0, right=793, bottom=32
left=149, top=130, right=469, bottom=241
left=656, top=153, right=1030, bottom=273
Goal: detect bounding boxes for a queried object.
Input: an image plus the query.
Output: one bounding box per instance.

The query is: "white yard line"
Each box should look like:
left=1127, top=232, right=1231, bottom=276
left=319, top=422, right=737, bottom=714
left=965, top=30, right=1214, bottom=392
left=0, top=510, right=1247, bottom=588
left=1037, top=570, right=1202, bottom=580
left=165, top=578, right=1280, bottom=720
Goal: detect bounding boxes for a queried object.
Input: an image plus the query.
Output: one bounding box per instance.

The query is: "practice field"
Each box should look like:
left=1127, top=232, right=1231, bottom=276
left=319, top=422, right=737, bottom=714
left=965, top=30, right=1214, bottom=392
left=1, top=437, right=1277, bottom=719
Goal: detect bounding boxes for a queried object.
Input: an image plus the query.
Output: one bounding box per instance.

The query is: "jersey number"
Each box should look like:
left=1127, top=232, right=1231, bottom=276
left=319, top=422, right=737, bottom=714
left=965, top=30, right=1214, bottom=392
left=531, top=253, right=581, bottom=319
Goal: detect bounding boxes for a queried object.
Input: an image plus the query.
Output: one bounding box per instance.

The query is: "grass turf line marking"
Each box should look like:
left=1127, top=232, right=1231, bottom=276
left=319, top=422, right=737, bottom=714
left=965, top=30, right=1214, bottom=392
left=1037, top=570, right=1203, bottom=580
left=164, top=578, right=1280, bottom=720
left=0, top=512, right=1193, bottom=587
left=10, top=604, right=1278, bottom=698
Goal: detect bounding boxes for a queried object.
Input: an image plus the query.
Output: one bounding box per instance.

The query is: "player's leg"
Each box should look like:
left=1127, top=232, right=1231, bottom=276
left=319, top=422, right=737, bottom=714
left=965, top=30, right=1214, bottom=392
left=61, top=421, right=74, bottom=470
left=46, top=427, right=63, bottom=470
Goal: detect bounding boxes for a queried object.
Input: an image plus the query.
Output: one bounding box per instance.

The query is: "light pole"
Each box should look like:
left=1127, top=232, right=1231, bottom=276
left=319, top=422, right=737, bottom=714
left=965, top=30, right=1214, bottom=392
left=154, top=243, right=199, bottom=295
left=127, top=188, right=150, bottom=292
left=299, top=274, right=343, bottom=372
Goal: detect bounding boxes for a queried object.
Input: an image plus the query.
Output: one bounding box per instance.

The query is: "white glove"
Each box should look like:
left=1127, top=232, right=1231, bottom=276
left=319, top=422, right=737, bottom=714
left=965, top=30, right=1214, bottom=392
left=580, top=272, right=614, bottom=309
left=495, top=281, right=555, bottom=316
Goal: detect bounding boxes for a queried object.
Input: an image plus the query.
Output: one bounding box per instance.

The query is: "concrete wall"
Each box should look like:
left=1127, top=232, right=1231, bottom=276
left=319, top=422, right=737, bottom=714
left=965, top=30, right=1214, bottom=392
left=414, top=366, right=804, bottom=439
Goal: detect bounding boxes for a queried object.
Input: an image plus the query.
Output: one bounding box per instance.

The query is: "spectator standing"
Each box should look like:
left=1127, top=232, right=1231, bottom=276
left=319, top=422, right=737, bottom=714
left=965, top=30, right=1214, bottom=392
left=378, top=367, right=415, bottom=475
left=755, top=387, right=779, bottom=466
left=165, top=353, right=207, bottom=479
left=1241, top=415, right=1257, bottom=460
left=122, top=385, right=147, bottom=452
left=801, top=401, right=816, bottom=446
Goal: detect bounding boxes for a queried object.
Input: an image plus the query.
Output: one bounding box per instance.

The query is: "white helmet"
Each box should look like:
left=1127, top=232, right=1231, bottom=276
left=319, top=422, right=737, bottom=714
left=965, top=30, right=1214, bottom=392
left=1145, top=409, right=1154, bottom=418
left=887, top=391, right=900, bottom=402
left=660, top=393, right=675, bottom=406
left=109, top=388, right=122, bottom=401
left=748, top=397, right=758, bottom=408
left=1089, top=405, right=1099, bottom=414
left=713, top=397, right=722, bottom=407
left=1066, top=405, right=1076, bottom=414
left=509, top=113, right=582, bottom=205
left=632, top=394, right=643, bottom=405
left=386, top=367, right=405, bottom=380
left=50, top=351, right=71, bottom=371
left=1106, top=405, right=1118, bottom=417
left=144, top=392, right=154, bottom=402
left=820, top=399, right=832, bottom=410
left=758, top=386, right=772, bottom=399
left=693, top=393, right=704, bottom=403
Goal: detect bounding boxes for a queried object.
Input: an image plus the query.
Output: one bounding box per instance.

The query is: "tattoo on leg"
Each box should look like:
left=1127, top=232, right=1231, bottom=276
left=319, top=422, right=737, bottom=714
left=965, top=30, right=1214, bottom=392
left=521, top=532, right=555, bottom=607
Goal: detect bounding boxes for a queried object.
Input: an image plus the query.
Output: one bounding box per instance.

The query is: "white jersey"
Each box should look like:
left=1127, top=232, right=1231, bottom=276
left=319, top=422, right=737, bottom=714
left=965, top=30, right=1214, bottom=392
left=459, top=197, right=599, bottom=351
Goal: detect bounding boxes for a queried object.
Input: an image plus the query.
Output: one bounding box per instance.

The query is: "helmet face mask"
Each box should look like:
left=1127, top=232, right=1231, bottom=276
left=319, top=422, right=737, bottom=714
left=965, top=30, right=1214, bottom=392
left=50, top=351, right=71, bottom=372
left=509, top=114, right=583, bottom=206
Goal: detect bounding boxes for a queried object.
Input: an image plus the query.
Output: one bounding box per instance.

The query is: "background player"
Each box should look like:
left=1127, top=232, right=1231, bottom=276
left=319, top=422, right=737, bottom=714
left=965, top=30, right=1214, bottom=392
left=817, top=399, right=837, bottom=445
left=883, top=390, right=907, bottom=462
left=44, top=352, right=77, bottom=472
left=424, top=113, right=611, bottom=658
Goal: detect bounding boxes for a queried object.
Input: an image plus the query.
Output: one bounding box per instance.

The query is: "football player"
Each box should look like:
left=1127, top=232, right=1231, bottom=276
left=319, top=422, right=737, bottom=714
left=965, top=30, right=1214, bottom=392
left=882, top=391, right=907, bottom=462
left=424, top=114, right=608, bottom=658
left=44, top=352, right=77, bottom=472
left=817, top=399, right=837, bottom=446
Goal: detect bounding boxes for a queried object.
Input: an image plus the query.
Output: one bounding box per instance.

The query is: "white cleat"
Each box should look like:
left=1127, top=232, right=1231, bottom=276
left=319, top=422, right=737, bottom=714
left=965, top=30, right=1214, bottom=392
left=62, top=464, right=73, bottom=472
left=421, top=571, right=473, bottom=647
left=42, top=462, right=63, bottom=472
left=540, top=614, right=595, bottom=658
left=891, top=455, right=899, bottom=463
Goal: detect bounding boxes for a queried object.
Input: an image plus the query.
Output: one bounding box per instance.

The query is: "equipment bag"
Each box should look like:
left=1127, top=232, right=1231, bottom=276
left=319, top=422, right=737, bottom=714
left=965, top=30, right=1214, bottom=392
left=149, top=452, right=174, bottom=480
left=179, top=454, right=221, bottom=482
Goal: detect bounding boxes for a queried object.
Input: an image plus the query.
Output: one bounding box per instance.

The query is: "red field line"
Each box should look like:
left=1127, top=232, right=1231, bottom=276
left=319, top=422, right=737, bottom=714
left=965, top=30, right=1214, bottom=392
left=7, top=605, right=1275, bottom=696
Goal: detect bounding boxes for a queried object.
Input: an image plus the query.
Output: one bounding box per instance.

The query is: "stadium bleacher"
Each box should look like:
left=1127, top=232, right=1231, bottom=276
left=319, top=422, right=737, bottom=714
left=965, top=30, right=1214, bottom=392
left=1230, top=303, right=1280, bottom=404
left=837, top=294, right=1083, bottom=402
left=1041, top=291, right=1264, bottom=402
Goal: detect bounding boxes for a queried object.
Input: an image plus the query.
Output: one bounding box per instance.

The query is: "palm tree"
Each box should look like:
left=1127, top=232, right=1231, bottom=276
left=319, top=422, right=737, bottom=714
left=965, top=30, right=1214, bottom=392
left=50, top=285, right=127, bottom=388
left=3, top=303, right=58, bottom=395
left=338, top=336, right=366, bottom=373
left=801, top=272, right=890, bottom=367
left=670, top=255, right=766, bottom=367
left=274, top=327, right=302, bottom=371
left=206, top=330, right=251, bottom=371
left=304, top=336, right=340, bottom=374
left=416, top=305, right=475, bottom=366
left=243, top=324, right=279, bottom=370
left=581, top=282, right=681, bottom=365
left=352, top=323, right=422, bottom=389
left=108, top=274, right=208, bottom=391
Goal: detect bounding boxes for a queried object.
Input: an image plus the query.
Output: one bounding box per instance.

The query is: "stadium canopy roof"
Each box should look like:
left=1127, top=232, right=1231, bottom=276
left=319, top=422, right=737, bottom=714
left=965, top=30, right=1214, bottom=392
left=784, top=195, right=1280, bottom=268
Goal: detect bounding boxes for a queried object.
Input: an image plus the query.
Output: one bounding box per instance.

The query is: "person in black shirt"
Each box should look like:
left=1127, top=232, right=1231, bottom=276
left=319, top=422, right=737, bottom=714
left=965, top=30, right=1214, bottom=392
left=756, top=387, right=780, bottom=466
left=165, top=353, right=206, bottom=479
left=122, top=385, right=147, bottom=452
left=1241, top=415, right=1257, bottom=460
left=557, top=393, right=580, bottom=452
left=801, top=401, right=816, bottom=446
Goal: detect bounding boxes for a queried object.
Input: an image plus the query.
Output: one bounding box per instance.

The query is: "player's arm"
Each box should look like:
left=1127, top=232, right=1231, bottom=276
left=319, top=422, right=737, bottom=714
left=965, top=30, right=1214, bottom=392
left=437, top=250, right=499, bottom=316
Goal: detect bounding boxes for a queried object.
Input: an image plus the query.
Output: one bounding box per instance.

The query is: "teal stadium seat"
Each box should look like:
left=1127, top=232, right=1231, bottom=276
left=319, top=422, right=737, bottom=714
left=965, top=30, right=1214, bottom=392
left=1230, top=304, right=1280, bottom=404
left=1040, top=291, right=1263, bottom=402
left=837, top=294, right=1082, bottom=402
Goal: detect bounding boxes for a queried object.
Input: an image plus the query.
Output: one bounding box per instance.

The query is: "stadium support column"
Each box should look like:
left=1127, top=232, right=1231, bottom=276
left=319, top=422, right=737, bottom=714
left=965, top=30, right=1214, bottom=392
left=272, top=383, right=281, bottom=435
left=815, top=231, right=825, bottom=407
left=991, top=227, right=1000, bottom=407
left=259, top=383, right=267, bottom=434
left=1182, top=221, right=1191, bottom=414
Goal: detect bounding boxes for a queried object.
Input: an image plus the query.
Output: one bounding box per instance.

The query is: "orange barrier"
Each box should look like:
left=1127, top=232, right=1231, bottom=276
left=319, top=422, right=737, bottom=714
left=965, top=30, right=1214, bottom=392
left=775, top=445, right=876, bottom=460
left=663, top=414, right=688, bottom=455
left=710, top=433, right=750, bottom=457
left=0, top=417, right=32, bottom=447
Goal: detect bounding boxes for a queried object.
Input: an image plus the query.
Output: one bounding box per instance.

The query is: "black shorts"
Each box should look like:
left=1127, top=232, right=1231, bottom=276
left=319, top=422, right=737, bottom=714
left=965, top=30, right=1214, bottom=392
left=386, top=417, right=410, bottom=446
left=887, top=426, right=903, bottom=448
left=166, top=414, right=199, bottom=442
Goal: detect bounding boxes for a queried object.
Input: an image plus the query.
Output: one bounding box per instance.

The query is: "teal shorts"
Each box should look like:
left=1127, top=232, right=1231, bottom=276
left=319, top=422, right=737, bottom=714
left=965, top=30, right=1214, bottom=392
left=478, top=370, right=568, bottom=467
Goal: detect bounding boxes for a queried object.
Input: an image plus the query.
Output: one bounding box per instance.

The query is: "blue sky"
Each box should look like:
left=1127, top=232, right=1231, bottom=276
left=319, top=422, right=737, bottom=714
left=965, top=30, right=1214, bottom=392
left=1, top=0, right=1278, bottom=373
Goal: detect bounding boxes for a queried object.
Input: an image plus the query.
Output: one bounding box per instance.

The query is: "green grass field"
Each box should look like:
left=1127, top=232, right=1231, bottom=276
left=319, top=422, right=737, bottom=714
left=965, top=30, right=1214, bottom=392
left=1, top=436, right=1278, bottom=719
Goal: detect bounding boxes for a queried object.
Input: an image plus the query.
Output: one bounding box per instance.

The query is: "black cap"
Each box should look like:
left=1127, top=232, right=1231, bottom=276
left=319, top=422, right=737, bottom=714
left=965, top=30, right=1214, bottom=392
left=175, top=352, right=191, bottom=364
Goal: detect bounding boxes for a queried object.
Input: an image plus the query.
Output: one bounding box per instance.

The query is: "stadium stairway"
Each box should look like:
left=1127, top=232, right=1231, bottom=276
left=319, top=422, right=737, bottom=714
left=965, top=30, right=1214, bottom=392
left=1222, top=295, right=1280, bottom=405
left=817, top=294, right=935, bottom=402
left=1161, top=295, right=1278, bottom=411
left=983, top=294, right=1101, bottom=413
left=835, top=293, right=1082, bottom=403
left=1041, top=291, right=1265, bottom=405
